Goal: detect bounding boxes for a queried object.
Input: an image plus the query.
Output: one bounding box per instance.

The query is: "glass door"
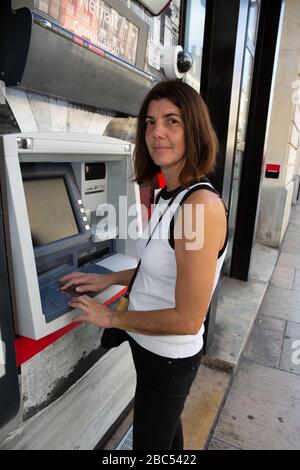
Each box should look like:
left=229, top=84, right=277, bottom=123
left=224, top=0, right=260, bottom=274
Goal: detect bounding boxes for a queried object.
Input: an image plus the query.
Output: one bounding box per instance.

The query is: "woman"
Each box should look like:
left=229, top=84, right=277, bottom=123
left=60, top=80, right=228, bottom=450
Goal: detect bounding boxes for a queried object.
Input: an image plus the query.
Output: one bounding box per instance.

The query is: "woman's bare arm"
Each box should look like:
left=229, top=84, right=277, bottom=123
left=69, top=190, right=227, bottom=334
left=108, top=268, right=136, bottom=287
left=109, top=191, right=227, bottom=335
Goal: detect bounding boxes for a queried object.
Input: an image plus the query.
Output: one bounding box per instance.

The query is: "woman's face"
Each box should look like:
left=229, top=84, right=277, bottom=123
left=145, top=98, right=186, bottom=171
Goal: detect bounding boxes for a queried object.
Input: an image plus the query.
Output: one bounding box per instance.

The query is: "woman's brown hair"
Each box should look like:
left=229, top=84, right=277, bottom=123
left=133, top=80, right=218, bottom=186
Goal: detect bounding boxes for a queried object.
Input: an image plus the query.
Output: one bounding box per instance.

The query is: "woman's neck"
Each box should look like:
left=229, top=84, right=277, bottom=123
left=161, top=170, right=197, bottom=191
left=164, top=178, right=180, bottom=192
left=161, top=166, right=181, bottom=191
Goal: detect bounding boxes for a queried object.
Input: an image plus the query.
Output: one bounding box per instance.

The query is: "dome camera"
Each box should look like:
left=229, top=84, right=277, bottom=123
left=162, top=46, right=193, bottom=80
left=177, top=51, right=193, bottom=74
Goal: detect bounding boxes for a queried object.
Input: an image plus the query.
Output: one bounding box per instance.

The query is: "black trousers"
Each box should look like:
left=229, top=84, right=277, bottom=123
left=127, top=335, right=203, bottom=450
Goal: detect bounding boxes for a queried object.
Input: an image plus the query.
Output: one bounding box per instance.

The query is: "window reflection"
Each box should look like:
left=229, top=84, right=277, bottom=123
left=183, top=0, right=206, bottom=92
left=224, top=0, right=260, bottom=275
left=237, top=49, right=254, bottom=142
left=247, top=0, right=259, bottom=45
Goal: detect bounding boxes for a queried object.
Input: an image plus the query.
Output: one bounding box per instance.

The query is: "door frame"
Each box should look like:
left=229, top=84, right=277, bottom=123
left=0, top=176, right=21, bottom=430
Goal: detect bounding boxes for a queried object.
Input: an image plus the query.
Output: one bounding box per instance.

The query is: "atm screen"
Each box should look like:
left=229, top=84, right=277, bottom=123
left=23, top=177, right=79, bottom=247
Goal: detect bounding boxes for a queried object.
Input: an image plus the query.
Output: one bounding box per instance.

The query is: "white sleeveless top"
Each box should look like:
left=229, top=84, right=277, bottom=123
left=127, top=181, right=228, bottom=358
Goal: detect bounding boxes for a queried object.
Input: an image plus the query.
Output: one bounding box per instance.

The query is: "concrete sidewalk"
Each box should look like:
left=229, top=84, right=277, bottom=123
left=206, top=199, right=300, bottom=450
left=105, top=199, right=300, bottom=451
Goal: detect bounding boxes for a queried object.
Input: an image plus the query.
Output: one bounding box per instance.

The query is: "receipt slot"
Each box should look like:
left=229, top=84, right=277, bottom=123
left=0, top=133, right=141, bottom=339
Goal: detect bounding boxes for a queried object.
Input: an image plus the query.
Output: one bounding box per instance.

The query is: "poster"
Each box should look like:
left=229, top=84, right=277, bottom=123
left=34, top=0, right=139, bottom=65
left=119, top=0, right=181, bottom=76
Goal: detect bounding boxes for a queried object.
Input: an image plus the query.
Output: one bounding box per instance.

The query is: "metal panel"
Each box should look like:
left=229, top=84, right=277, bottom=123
left=11, top=0, right=149, bottom=69
left=23, top=22, right=153, bottom=115
left=1, top=7, right=155, bottom=116
left=0, top=178, right=20, bottom=428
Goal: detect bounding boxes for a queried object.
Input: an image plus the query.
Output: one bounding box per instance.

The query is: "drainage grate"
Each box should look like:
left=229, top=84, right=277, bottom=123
left=115, top=425, right=133, bottom=450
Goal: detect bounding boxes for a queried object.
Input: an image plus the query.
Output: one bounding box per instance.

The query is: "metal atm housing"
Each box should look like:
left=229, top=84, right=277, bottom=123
left=0, top=133, right=141, bottom=339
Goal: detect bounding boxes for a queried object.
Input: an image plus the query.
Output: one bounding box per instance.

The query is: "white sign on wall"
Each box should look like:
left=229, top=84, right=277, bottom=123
left=148, top=42, right=161, bottom=70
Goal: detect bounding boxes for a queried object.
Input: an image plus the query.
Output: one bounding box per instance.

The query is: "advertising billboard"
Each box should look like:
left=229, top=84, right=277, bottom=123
left=34, top=0, right=139, bottom=65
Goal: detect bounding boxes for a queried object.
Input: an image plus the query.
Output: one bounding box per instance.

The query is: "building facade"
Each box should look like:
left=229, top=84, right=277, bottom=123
left=1, top=0, right=296, bottom=449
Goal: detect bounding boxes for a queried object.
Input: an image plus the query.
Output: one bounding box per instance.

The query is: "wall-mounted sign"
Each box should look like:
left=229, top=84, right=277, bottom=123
left=138, top=0, right=171, bottom=16
left=265, top=164, right=280, bottom=179
left=6, top=1, right=155, bottom=114
left=33, top=0, right=140, bottom=65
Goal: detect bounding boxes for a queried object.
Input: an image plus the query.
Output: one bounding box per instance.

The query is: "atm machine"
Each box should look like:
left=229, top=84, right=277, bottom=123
left=0, top=132, right=141, bottom=340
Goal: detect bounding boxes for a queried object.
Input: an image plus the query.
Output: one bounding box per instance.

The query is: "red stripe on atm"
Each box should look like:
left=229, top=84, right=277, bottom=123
left=14, top=323, right=77, bottom=367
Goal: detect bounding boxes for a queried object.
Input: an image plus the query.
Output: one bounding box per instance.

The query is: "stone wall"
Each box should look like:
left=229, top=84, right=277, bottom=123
left=256, top=0, right=300, bottom=247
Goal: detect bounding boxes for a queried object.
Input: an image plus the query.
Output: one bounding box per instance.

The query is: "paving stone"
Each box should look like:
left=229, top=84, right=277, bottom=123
left=249, top=244, right=279, bottom=283
left=182, top=364, right=231, bottom=450
left=286, top=222, right=300, bottom=233
left=212, top=358, right=300, bottom=449
left=277, top=252, right=300, bottom=270
left=243, top=316, right=286, bottom=368
left=281, top=231, right=300, bottom=254
left=281, top=228, right=300, bottom=244
left=259, top=285, right=300, bottom=323
left=208, top=438, right=241, bottom=450
left=206, top=278, right=268, bottom=367
left=289, top=212, right=300, bottom=225
left=270, top=266, right=295, bottom=289
left=293, top=270, right=300, bottom=291
left=293, top=216, right=300, bottom=223
left=279, top=321, right=300, bottom=376
left=289, top=209, right=300, bottom=225
left=290, top=206, right=300, bottom=215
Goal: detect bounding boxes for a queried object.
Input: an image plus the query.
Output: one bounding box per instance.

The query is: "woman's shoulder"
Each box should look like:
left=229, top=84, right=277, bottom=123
left=180, top=184, right=228, bottom=233
left=181, top=184, right=224, bottom=211
left=178, top=185, right=228, bottom=251
left=183, top=186, right=219, bottom=202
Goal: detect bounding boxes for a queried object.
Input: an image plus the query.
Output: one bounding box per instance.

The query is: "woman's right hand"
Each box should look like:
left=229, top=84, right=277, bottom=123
left=59, top=272, right=113, bottom=294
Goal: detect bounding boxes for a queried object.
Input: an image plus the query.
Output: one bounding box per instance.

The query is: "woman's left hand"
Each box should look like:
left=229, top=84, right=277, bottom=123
left=69, top=295, right=113, bottom=328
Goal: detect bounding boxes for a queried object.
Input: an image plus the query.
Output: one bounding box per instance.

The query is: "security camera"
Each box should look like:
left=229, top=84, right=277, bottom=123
left=177, top=51, right=193, bottom=74
left=162, top=46, right=193, bottom=80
